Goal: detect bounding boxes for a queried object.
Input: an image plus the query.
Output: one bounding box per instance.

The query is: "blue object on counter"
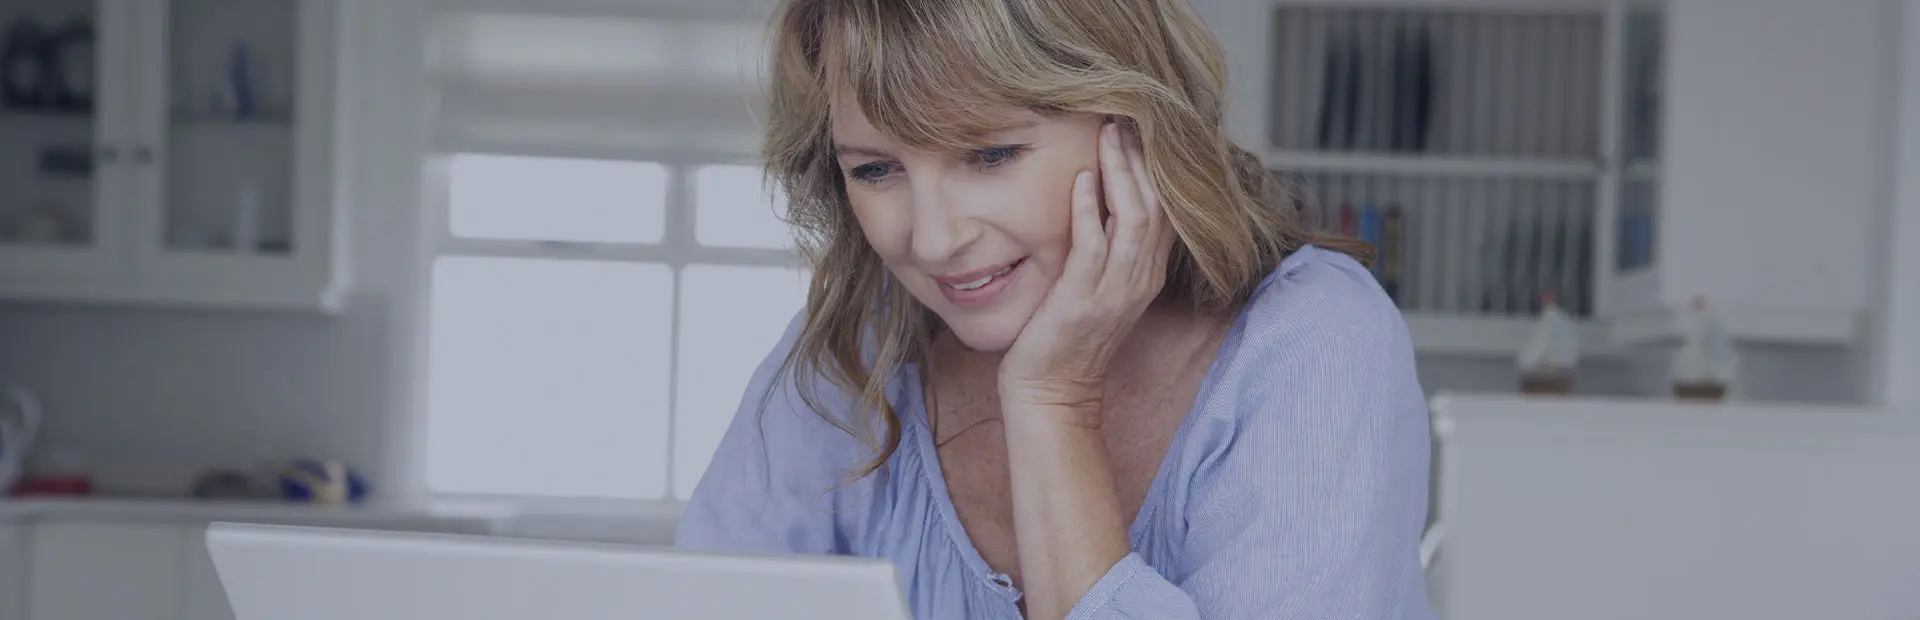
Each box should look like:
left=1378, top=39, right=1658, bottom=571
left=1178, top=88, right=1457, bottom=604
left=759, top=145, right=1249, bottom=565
left=278, top=459, right=369, bottom=504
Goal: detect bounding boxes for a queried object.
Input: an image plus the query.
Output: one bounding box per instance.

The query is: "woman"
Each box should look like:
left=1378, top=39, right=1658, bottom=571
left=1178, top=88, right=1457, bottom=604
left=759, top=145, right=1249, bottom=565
left=677, top=0, right=1435, bottom=618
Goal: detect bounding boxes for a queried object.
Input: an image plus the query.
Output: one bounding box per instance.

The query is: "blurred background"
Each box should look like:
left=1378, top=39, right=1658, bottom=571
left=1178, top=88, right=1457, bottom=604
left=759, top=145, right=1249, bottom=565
left=0, top=0, right=1915, bottom=618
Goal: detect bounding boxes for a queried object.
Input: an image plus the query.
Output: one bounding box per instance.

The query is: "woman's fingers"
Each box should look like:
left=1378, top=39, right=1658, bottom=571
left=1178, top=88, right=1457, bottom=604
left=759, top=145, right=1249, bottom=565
left=1120, top=123, right=1173, bottom=293
left=1123, top=124, right=1161, bottom=217
left=1060, top=169, right=1106, bottom=301
left=1099, top=121, right=1149, bottom=298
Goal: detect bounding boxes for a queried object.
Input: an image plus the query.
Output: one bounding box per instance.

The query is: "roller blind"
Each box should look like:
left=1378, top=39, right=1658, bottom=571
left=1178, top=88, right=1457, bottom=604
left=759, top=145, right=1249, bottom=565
left=427, top=8, right=770, bottom=156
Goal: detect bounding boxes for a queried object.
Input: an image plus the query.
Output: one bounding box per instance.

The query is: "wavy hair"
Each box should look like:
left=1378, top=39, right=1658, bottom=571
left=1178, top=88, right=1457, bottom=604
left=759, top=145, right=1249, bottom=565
left=759, top=0, right=1372, bottom=478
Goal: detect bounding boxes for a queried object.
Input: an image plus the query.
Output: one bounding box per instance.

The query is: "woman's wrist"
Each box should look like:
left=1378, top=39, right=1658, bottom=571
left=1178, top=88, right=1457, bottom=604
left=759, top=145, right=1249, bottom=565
left=999, top=388, right=1131, bottom=620
left=999, top=379, right=1107, bottom=429
left=1003, top=400, right=1107, bottom=437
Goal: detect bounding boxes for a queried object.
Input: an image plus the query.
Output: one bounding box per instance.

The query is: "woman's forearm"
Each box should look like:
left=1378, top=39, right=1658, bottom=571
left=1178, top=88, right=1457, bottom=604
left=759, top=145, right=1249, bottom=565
left=1002, top=400, right=1133, bottom=620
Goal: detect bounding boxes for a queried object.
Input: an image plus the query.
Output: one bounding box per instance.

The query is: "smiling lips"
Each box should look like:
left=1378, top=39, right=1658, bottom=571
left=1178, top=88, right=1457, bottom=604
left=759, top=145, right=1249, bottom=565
left=934, top=258, right=1026, bottom=307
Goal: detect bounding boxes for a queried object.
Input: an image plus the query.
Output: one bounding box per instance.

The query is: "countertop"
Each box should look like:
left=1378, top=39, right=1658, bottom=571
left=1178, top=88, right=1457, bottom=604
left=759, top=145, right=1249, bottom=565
left=0, top=496, right=514, bottom=534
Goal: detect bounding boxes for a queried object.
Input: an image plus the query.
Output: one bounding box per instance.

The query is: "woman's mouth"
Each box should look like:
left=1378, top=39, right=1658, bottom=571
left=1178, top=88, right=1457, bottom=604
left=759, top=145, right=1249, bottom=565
left=949, top=261, right=1020, bottom=290
left=935, top=258, right=1026, bottom=307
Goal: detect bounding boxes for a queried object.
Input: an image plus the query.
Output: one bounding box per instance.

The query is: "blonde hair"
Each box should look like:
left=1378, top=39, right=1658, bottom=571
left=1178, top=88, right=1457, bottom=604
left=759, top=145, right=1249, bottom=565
left=760, top=0, right=1371, bottom=477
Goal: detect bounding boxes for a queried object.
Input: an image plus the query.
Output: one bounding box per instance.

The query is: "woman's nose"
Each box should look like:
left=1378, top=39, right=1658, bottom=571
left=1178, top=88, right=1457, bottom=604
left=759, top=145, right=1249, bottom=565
left=908, top=177, right=979, bottom=265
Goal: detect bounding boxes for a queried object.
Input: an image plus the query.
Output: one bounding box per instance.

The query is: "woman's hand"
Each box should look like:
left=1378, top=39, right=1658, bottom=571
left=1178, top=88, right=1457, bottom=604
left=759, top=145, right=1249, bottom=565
left=998, top=120, right=1178, bottom=415
left=996, top=120, right=1174, bottom=619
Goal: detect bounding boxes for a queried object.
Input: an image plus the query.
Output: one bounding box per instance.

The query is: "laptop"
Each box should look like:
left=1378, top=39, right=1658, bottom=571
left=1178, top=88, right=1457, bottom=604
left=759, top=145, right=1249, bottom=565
left=205, top=522, right=913, bottom=620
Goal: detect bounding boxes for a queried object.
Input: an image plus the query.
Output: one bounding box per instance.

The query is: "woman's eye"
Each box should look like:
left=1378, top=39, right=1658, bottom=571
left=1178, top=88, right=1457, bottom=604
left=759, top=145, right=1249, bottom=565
left=848, top=162, right=898, bottom=184
left=971, top=145, right=1028, bottom=169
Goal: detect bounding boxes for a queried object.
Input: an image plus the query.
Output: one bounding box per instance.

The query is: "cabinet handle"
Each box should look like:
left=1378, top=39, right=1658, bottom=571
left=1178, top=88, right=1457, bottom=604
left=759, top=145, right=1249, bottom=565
left=131, top=146, right=154, bottom=165
left=97, top=145, right=119, bottom=164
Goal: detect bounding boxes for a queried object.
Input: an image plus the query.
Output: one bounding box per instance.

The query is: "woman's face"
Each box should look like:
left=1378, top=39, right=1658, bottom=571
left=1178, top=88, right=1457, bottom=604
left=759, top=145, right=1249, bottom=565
left=830, top=98, right=1106, bottom=353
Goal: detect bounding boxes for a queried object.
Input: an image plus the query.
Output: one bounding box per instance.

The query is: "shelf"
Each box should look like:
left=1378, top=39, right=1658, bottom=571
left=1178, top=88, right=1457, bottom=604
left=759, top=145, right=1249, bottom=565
left=0, top=108, right=92, bottom=123
left=0, top=267, right=347, bottom=314
left=1264, top=151, right=1601, bottom=179
left=1624, top=160, right=1660, bottom=181
left=1607, top=304, right=1861, bottom=347
left=171, top=112, right=295, bottom=128
left=1405, top=312, right=1621, bottom=359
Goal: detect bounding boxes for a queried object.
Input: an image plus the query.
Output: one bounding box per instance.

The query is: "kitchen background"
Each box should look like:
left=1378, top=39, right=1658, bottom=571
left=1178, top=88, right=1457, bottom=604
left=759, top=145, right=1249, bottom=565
left=0, top=0, right=1916, bottom=618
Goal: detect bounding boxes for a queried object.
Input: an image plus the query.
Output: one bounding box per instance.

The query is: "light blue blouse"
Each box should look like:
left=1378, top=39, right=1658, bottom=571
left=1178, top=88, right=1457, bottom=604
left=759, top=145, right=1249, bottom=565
left=677, top=245, right=1438, bottom=620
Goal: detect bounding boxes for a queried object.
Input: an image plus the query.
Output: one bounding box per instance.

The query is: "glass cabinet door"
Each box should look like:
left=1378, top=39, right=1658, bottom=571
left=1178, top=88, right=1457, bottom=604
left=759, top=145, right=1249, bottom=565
left=0, top=0, right=109, bottom=254
left=157, top=0, right=298, bottom=256
left=1613, top=8, right=1661, bottom=274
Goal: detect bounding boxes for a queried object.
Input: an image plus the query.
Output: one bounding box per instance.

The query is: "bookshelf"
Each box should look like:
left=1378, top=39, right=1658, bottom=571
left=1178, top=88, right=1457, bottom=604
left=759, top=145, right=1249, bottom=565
left=1253, top=2, right=1626, bottom=358
left=1222, top=0, right=1880, bottom=355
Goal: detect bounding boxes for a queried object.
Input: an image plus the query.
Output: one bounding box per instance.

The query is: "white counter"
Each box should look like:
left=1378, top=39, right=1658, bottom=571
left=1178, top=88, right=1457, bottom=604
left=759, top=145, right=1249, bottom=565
left=0, top=496, right=512, bottom=534
left=0, top=497, right=522, bottom=620
left=1426, top=392, right=1920, bottom=620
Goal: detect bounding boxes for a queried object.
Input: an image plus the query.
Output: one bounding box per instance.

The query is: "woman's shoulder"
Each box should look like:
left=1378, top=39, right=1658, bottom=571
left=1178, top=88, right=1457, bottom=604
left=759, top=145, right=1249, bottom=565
left=677, top=309, right=894, bottom=552
left=689, top=310, right=891, bottom=499
left=1236, top=244, right=1413, bottom=352
left=1192, top=244, right=1421, bottom=420
left=1167, top=243, right=1428, bottom=479
left=731, top=310, right=888, bottom=459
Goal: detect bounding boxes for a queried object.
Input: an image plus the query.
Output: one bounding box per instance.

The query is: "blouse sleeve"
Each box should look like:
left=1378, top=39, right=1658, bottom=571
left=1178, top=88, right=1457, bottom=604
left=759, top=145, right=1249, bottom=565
left=1065, top=260, right=1437, bottom=620
left=674, top=310, right=864, bottom=555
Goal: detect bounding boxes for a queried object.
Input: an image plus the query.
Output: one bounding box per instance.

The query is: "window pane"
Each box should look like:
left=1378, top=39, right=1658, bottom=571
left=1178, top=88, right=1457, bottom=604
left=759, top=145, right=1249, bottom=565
left=674, top=265, right=811, bottom=497
left=694, top=165, right=794, bottom=250
left=425, top=257, right=673, bottom=500
left=448, top=154, right=666, bottom=243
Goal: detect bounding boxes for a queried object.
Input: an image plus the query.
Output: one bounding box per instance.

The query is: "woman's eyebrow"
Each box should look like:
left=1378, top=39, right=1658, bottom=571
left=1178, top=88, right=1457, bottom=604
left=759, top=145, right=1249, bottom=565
left=833, top=144, right=894, bottom=159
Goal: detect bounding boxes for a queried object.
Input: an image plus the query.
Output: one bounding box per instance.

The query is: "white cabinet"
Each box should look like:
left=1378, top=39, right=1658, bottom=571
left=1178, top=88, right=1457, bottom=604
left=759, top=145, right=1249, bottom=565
left=0, top=525, right=23, bottom=620
left=25, top=522, right=186, bottom=620
left=1602, top=0, right=1885, bottom=346
left=0, top=0, right=347, bottom=312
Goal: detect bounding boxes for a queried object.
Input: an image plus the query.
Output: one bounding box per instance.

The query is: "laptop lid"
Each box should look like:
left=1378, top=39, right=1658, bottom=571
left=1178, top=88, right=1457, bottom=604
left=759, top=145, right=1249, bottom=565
left=206, top=522, right=912, bottom=620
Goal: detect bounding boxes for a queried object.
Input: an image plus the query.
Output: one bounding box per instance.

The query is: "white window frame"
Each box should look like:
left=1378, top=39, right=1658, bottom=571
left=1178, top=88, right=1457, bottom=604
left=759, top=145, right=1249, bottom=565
left=413, top=139, right=803, bottom=515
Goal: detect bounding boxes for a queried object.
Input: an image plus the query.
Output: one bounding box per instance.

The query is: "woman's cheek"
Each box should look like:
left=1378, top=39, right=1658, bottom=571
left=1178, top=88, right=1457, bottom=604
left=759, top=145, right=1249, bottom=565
left=849, top=195, right=914, bottom=263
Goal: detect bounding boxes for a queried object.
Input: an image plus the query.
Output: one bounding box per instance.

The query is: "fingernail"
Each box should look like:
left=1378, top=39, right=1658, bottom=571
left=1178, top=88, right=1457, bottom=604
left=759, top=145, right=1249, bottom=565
left=1077, top=170, right=1093, bottom=185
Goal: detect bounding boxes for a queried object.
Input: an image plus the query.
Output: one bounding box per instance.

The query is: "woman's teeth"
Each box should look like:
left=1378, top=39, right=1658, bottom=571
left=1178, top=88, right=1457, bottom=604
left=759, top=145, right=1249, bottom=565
left=949, top=262, right=1018, bottom=291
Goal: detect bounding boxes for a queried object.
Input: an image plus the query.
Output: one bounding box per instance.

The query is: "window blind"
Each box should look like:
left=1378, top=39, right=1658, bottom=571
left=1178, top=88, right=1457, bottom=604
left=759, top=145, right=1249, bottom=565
left=427, top=9, right=770, bottom=157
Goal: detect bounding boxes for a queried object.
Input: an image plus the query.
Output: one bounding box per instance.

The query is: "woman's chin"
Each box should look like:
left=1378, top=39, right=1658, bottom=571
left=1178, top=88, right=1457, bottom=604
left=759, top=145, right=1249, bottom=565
left=942, top=314, right=1030, bottom=354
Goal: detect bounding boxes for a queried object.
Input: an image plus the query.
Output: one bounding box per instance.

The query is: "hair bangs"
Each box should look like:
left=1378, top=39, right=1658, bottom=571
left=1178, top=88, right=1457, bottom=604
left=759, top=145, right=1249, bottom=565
left=823, top=1, right=1039, bottom=152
